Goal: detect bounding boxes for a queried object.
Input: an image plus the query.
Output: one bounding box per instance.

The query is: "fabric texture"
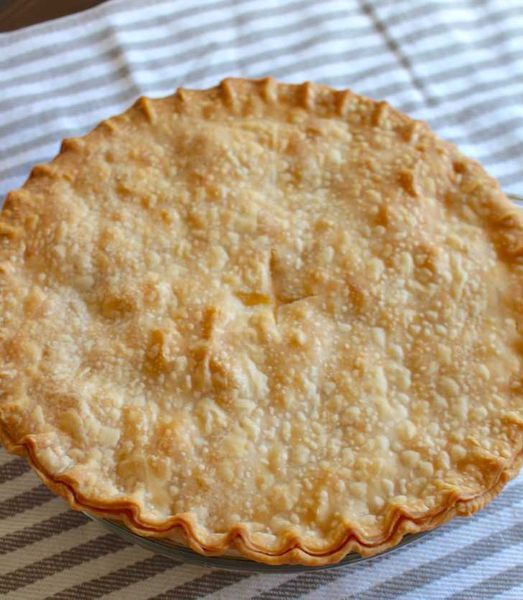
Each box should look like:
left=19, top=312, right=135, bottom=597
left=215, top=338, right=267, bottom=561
left=0, top=0, right=522, bottom=598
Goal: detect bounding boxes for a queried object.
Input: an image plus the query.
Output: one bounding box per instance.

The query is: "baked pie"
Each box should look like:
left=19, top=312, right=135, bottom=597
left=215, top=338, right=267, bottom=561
left=0, top=79, right=521, bottom=566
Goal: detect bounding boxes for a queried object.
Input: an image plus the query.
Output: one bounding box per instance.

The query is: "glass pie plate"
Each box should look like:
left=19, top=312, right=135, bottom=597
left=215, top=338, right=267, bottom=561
left=87, top=514, right=430, bottom=573
left=87, top=192, right=523, bottom=573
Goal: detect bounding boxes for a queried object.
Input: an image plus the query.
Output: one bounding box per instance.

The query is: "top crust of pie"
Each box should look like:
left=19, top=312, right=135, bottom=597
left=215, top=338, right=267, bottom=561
left=0, top=78, right=521, bottom=565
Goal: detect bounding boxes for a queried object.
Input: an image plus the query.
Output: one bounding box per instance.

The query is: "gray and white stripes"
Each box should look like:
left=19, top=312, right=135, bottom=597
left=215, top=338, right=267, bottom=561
left=1, top=0, right=523, bottom=598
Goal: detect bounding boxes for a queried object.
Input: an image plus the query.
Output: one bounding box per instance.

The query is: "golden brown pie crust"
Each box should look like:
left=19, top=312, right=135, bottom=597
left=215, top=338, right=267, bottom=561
left=0, top=78, right=522, bottom=566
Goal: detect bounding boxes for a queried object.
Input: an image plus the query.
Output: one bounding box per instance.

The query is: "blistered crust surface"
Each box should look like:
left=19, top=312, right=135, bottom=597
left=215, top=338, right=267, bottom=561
left=0, top=79, right=521, bottom=565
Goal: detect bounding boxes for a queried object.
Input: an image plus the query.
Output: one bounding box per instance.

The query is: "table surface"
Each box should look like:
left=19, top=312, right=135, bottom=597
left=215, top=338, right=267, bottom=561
left=0, top=0, right=106, bottom=32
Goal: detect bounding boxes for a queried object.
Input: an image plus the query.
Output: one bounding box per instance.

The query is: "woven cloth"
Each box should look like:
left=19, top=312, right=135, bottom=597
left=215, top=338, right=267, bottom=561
left=0, top=0, right=522, bottom=598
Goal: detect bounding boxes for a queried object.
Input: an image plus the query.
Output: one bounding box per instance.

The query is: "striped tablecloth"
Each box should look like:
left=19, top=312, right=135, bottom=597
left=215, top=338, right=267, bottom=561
left=0, top=1, right=522, bottom=598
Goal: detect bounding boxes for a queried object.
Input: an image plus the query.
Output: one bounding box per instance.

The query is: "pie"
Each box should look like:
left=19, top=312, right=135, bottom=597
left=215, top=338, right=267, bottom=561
left=0, top=78, right=521, bottom=566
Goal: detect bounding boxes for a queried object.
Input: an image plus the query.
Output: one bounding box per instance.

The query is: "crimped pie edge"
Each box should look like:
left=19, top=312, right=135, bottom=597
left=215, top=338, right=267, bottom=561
left=1, top=427, right=522, bottom=565
left=0, top=78, right=522, bottom=566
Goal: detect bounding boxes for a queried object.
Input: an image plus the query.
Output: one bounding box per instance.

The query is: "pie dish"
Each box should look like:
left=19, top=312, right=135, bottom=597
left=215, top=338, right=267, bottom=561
left=92, top=513, right=430, bottom=572
left=0, top=78, right=521, bottom=566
